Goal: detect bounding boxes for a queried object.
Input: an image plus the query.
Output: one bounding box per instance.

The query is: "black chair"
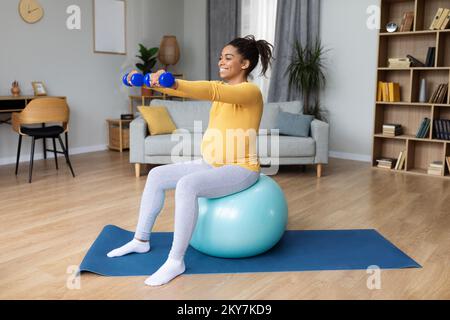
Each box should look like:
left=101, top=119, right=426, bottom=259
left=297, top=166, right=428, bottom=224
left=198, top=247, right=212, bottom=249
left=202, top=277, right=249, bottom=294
left=12, top=98, right=75, bottom=183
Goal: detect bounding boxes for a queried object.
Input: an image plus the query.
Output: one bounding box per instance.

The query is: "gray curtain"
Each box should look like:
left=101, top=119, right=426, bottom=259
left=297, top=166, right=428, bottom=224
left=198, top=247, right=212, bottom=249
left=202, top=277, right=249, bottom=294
left=207, top=0, right=241, bottom=80
left=268, top=0, right=321, bottom=103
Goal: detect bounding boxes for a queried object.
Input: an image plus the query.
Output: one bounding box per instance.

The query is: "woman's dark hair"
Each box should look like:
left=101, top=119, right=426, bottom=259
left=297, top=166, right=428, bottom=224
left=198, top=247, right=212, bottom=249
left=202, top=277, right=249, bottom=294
left=227, top=35, right=274, bottom=77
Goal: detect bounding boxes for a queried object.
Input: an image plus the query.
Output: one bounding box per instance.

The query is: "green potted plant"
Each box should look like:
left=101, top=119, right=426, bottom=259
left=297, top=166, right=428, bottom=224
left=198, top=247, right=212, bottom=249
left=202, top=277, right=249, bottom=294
left=136, top=43, right=159, bottom=96
left=286, top=40, right=329, bottom=122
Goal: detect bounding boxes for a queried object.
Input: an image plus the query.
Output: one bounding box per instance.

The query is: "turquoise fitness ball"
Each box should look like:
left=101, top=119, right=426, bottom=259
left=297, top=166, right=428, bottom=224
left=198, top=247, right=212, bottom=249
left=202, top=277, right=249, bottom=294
left=190, top=174, right=288, bottom=258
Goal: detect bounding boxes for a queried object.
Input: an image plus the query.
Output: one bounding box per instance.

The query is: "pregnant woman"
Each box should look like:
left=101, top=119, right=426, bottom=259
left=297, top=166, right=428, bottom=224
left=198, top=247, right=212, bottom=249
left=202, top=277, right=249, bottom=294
left=108, top=35, right=274, bottom=286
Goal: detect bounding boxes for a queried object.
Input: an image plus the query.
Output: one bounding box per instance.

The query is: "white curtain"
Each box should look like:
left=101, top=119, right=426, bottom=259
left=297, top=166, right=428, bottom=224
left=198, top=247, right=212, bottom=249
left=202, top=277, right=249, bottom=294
left=240, top=0, right=278, bottom=102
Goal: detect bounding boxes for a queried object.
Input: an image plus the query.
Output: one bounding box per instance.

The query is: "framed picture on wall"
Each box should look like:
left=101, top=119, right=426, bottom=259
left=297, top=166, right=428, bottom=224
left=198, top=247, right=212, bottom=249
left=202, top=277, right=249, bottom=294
left=31, top=81, right=47, bottom=96
left=93, top=0, right=126, bottom=55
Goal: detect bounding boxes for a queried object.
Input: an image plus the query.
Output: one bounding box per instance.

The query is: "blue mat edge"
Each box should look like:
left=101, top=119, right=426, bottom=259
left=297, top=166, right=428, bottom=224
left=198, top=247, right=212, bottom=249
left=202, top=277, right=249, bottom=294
left=79, top=225, right=422, bottom=277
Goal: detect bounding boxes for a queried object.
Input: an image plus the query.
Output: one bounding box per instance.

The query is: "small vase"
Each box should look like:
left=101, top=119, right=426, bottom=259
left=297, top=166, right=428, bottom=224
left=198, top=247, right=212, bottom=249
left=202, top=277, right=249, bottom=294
left=419, top=78, right=427, bottom=103
left=11, top=87, right=20, bottom=97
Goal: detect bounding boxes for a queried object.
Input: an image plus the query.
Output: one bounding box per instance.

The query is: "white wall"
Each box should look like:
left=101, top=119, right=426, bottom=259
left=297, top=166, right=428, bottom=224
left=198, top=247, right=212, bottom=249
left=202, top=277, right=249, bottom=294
left=320, top=0, right=380, bottom=161
left=183, top=0, right=208, bottom=80
left=0, top=0, right=190, bottom=165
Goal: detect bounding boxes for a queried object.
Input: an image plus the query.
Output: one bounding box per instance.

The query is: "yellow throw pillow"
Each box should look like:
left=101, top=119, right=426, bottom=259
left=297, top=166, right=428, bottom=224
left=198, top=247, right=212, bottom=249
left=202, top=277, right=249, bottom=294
left=138, top=106, right=177, bottom=135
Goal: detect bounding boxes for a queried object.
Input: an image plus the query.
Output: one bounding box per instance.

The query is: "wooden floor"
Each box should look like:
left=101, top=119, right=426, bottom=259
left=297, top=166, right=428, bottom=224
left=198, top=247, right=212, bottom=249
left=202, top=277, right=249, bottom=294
left=0, top=151, right=449, bottom=300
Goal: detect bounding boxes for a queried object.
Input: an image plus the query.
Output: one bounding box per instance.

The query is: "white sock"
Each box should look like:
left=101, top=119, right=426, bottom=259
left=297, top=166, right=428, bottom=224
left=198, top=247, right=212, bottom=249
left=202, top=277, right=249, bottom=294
left=106, top=239, right=150, bottom=258
left=144, top=257, right=186, bottom=286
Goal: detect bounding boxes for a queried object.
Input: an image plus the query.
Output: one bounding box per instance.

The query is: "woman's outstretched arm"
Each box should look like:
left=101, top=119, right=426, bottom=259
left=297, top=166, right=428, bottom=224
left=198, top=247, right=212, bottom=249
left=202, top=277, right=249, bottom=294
left=152, top=80, right=262, bottom=105
left=151, top=86, right=190, bottom=99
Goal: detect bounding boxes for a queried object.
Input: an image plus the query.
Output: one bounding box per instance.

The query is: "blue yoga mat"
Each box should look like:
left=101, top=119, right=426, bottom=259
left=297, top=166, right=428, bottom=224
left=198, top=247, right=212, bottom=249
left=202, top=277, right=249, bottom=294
left=79, top=225, right=420, bottom=276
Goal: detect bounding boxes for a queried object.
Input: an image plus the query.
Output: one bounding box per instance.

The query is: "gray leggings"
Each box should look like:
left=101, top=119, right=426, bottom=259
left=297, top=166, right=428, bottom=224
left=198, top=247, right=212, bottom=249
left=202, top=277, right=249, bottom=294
left=135, top=159, right=260, bottom=260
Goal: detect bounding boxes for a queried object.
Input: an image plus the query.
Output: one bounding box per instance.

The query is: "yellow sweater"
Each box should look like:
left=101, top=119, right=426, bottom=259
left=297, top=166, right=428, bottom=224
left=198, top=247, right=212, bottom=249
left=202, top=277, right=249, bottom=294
left=153, top=80, right=263, bottom=172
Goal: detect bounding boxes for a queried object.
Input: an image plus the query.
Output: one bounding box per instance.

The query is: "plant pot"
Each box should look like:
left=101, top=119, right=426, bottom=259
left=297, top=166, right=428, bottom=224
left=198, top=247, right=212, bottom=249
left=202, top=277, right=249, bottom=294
left=141, top=86, right=152, bottom=97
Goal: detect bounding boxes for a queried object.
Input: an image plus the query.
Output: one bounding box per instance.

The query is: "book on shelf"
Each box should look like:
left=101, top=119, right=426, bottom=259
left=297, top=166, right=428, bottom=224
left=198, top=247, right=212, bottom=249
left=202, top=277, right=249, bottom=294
left=430, top=8, right=445, bottom=29
left=441, top=9, right=450, bottom=30
left=429, top=83, right=449, bottom=104
left=427, top=161, right=444, bottom=176
left=437, top=8, right=450, bottom=29
left=377, top=82, right=401, bottom=102
left=446, top=157, right=450, bottom=173
left=433, top=119, right=450, bottom=140
left=394, top=150, right=406, bottom=170
left=425, top=47, right=436, bottom=67
left=416, top=118, right=431, bottom=138
left=376, top=158, right=397, bottom=169
left=383, top=124, right=402, bottom=136
left=399, top=12, right=414, bottom=32
left=377, top=81, right=383, bottom=101
left=388, top=58, right=410, bottom=68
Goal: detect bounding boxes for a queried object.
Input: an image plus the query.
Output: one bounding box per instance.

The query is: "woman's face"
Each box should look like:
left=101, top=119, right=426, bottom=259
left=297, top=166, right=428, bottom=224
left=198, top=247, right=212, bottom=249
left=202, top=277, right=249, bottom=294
left=218, top=45, right=250, bottom=80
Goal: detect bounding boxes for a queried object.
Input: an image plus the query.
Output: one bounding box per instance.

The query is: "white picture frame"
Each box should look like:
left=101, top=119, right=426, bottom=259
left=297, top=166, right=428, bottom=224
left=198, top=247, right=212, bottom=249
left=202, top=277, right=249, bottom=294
left=32, top=81, right=47, bottom=96
left=93, top=0, right=126, bottom=55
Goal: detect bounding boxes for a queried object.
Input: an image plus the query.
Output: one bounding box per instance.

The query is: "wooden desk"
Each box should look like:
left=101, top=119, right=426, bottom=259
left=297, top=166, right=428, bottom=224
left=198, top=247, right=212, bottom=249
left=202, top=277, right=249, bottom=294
left=0, top=96, right=66, bottom=122
left=0, top=96, right=68, bottom=158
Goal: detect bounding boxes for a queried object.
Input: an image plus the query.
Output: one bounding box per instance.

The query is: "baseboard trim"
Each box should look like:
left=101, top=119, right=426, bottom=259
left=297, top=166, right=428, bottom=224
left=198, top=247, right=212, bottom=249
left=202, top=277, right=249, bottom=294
left=329, top=151, right=371, bottom=162
left=0, top=144, right=108, bottom=166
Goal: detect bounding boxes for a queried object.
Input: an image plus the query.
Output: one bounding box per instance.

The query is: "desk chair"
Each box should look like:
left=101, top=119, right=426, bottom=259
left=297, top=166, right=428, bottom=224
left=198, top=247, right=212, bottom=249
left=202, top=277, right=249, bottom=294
left=12, top=98, right=75, bottom=183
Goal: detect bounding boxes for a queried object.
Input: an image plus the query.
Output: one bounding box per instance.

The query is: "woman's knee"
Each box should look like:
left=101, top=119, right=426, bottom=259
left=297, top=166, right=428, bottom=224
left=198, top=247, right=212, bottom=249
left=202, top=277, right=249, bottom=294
left=176, top=176, right=200, bottom=197
left=145, top=165, right=169, bottom=188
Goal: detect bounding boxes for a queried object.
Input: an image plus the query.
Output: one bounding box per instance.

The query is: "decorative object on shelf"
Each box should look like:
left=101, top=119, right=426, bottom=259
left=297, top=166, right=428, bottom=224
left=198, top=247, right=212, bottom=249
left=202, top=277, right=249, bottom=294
left=286, top=40, right=329, bottom=122
left=386, top=22, right=398, bottom=33
left=399, top=12, right=414, bottom=32
left=135, top=43, right=159, bottom=96
left=31, top=81, right=47, bottom=96
left=158, top=35, right=180, bottom=71
left=19, top=0, right=44, bottom=24
left=419, top=79, right=427, bottom=103
left=11, top=81, right=21, bottom=97
left=406, top=54, right=425, bottom=67
left=388, top=58, right=410, bottom=68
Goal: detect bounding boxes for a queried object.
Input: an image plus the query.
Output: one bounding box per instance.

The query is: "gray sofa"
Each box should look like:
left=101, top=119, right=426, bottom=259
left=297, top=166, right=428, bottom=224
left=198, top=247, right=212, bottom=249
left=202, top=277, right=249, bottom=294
left=130, top=99, right=329, bottom=177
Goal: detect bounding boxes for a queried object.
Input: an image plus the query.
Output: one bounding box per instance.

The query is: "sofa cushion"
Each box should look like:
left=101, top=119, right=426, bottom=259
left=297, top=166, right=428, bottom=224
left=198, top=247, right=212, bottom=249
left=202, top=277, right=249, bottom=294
left=138, top=106, right=177, bottom=135
left=260, top=100, right=303, bottom=131
left=277, top=111, right=314, bottom=137
left=145, top=133, right=314, bottom=158
left=144, top=130, right=203, bottom=157
left=257, top=135, right=315, bottom=157
left=149, top=99, right=211, bottom=133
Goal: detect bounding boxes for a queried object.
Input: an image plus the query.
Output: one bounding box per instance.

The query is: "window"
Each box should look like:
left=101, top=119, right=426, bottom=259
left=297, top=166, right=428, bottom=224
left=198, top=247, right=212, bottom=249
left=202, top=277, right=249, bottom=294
left=240, top=0, right=278, bottom=102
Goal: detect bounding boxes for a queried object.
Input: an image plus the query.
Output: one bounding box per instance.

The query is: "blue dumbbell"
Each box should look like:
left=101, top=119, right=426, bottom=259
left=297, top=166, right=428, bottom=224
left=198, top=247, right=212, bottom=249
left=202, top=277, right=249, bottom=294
left=123, top=72, right=175, bottom=88
left=122, top=72, right=144, bottom=87
left=144, top=72, right=175, bottom=88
